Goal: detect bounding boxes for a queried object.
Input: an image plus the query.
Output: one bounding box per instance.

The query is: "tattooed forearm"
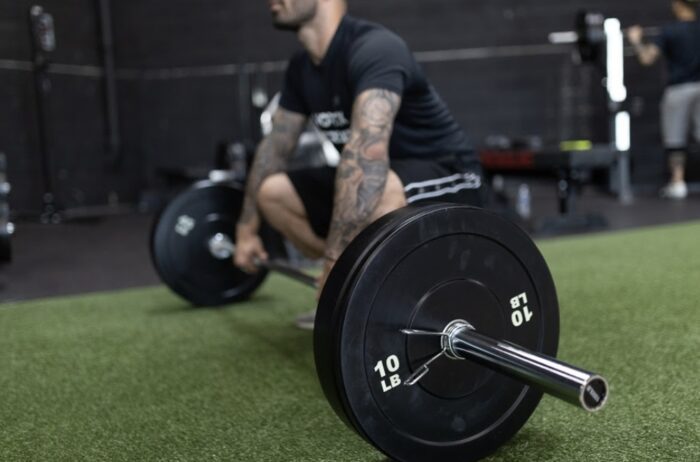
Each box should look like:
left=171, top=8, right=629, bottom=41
left=238, top=109, right=306, bottom=227
left=325, top=89, right=401, bottom=259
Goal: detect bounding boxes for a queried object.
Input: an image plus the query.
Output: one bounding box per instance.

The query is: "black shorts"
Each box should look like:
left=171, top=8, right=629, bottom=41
left=287, top=154, right=484, bottom=238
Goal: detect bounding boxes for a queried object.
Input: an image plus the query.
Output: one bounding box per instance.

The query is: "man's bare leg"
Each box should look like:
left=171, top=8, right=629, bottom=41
left=257, top=170, right=406, bottom=258
left=660, top=149, right=689, bottom=199
left=369, top=170, right=407, bottom=222
left=668, top=150, right=686, bottom=185
left=258, top=170, right=406, bottom=329
left=257, top=173, right=325, bottom=259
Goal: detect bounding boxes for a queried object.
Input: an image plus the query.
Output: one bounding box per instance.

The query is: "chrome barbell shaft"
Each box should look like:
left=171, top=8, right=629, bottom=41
left=208, top=233, right=318, bottom=288
left=447, top=321, right=608, bottom=412
left=403, top=320, right=609, bottom=412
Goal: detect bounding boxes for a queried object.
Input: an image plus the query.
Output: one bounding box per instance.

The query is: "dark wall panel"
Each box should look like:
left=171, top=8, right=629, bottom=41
left=423, top=55, right=587, bottom=146
left=111, top=1, right=302, bottom=67
left=46, top=75, right=125, bottom=207
left=1, top=0, right=143, bottom=213
left=0, top=0, right=687, bottom=213
left=0, top=0, right=101, bottom=64
left=0, top=71, right=43, bottom=211
left=5, top=72, right=142, bottom=212
left=105, top=1, right=676, bottom=63
left=134, top=77, right=242, bottom=171
left=125, top=71, right=286, bottom=175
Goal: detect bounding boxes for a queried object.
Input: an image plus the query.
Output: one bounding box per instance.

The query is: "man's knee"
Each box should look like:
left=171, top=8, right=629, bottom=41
left=371, top=171, right=406, bottom=221
left=257, top=173, right=294, bottom=211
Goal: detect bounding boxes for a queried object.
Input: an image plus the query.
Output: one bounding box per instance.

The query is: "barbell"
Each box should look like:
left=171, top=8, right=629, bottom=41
left=150, top=180, right=609, bottom=462
left=549, top=10, right=661, bottom=63
left=207, top=232, right=318, bottom=287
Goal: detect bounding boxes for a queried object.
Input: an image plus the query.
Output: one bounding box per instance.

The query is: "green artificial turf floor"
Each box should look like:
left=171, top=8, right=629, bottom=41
left=1, top=222, right=699, bottom=461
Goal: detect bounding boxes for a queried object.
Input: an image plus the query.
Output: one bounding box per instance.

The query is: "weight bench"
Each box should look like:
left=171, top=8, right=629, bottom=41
left=480, top=144, right=620, bottom=235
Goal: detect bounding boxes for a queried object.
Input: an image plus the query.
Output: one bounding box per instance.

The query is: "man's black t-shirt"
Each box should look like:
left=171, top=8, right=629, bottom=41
left=655, top=20, right=700, bottom=86
left=279, top=15, right=473, bottom=160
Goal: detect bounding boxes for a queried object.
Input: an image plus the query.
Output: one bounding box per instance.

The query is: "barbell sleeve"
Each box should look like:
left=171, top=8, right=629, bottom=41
left=548, top=25, right=661, bottom=44
left=444, top=321, right=608, bottom=412
left=208, top=233, right=317, bottom=289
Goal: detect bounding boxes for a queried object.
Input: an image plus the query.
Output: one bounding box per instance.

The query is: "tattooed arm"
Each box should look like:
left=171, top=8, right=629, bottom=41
left=324, top=89, right=402, bottom=262
left=235, top=108, right=306, bottom=272
left=238, top=108, right=306, bottom=231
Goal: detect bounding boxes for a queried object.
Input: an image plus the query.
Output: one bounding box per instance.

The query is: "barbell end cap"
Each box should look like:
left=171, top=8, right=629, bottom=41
left=580, top=375, right=610, bottom=412
left=208, top=232, right=235, bottom=260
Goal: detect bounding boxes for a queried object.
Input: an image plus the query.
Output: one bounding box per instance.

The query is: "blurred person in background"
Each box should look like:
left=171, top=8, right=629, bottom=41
left=629, top=0, right=700, bottom=199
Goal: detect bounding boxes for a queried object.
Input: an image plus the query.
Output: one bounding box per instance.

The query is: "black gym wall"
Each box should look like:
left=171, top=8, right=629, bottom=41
left=0, top=0, right=144, bottom=215
left=0, top=0, right=678, bottom=213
